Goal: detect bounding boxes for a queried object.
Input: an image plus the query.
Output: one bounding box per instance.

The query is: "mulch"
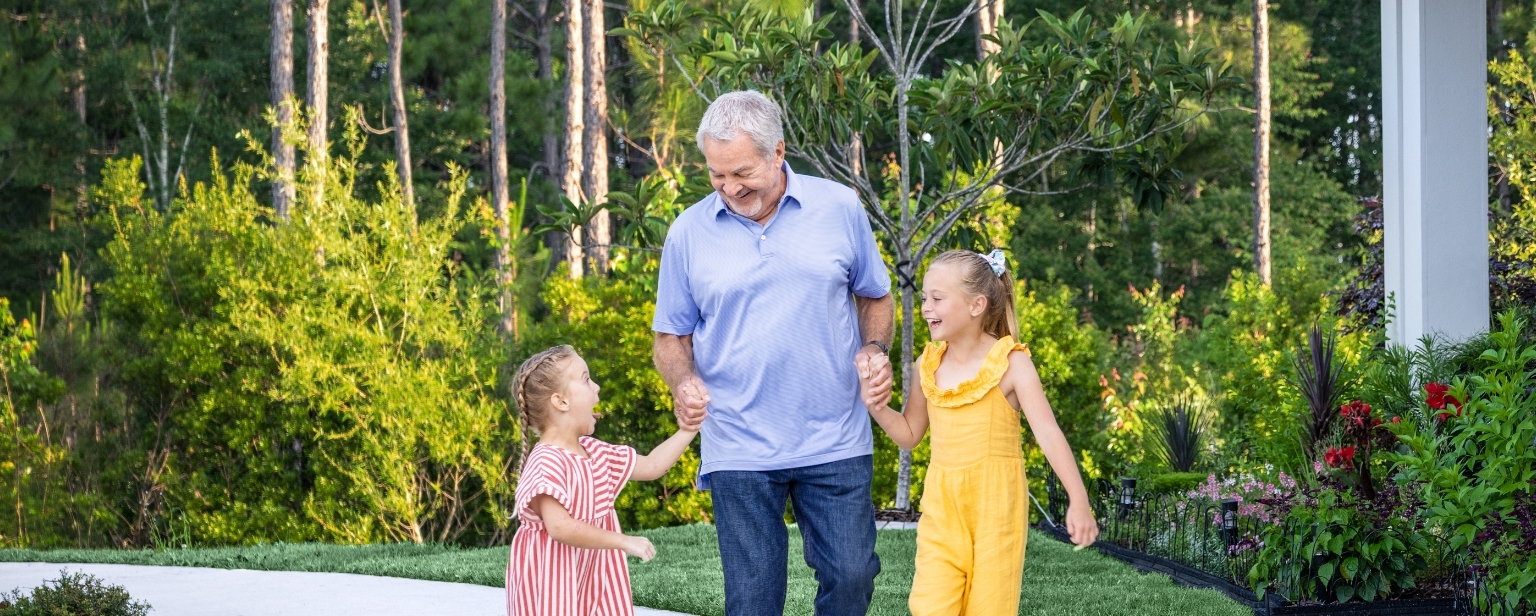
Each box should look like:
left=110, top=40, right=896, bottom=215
left=874, top=508, right=922, bottom=523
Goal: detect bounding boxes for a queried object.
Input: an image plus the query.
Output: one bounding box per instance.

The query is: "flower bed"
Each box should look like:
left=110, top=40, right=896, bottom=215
left=1037, top=473, right=1479, bottom=616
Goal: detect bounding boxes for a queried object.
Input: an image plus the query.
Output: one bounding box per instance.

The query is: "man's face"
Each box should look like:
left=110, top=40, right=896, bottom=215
left=702, top=132, right=786, bottom=220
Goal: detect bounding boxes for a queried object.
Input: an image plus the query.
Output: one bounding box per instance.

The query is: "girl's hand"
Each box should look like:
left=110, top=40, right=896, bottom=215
left=621, top=535, right=656, bottom=562
left=1066, top=502, right=1099, bottom=548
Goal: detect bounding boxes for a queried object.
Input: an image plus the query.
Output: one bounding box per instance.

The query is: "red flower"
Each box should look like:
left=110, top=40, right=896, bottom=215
left=1324, top=446, right=1356, bottom=469
left=1392, top=416, right=1401, bottom=424
left=1437, top=412, right=1453, bottom=423
left=1340, top=401, right=1375, bottom=429
left=1425, top=383, right=1449, bottom=410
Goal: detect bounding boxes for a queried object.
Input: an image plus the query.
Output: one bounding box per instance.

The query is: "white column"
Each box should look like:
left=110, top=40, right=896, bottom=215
left=1381, top=0, right=1489, bottom=345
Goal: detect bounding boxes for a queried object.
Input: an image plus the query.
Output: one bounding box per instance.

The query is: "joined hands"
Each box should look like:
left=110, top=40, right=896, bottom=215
left=671, top=376, right=710, bottom=431
left=856, top=348, right=894, bottom=411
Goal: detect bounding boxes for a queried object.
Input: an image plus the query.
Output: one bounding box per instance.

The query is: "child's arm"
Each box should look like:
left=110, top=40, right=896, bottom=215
left=864, top=376, right=930, bottom=450
left=530, top=495, right=657, bottom=561
left=1003, top=350, right=1100, bottom=548
left=630, top=428, right=699, bottom=481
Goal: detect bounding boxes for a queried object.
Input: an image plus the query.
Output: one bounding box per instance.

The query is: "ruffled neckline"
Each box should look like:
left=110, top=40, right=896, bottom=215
left=919, top=335, right=1029, bottom=408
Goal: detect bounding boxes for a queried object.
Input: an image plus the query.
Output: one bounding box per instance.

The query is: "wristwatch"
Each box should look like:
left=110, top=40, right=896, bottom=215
left=865, top=340, right=890, bottom=354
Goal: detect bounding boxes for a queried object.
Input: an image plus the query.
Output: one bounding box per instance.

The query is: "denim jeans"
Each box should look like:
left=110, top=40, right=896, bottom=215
left=710, top=455, right=880, bottom=616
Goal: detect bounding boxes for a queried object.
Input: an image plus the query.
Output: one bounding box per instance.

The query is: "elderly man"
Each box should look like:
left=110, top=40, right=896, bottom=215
left=652, top=90, right=896, bottom=615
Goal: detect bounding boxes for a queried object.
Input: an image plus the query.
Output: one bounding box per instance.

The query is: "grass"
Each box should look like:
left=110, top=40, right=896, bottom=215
left=0, top=526, right=1250, bottom=616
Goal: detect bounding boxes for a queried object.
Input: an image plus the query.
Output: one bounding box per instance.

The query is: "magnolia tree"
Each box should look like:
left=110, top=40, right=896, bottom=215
left=621, top=4, right=1240, bottom=509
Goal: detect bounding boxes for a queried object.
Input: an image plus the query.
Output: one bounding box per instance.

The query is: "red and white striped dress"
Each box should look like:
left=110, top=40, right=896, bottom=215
left=507, top=436, right=637, bottom=616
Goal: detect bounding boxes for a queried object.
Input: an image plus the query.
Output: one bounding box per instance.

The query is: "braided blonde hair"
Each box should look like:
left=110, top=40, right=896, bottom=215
left=929, top=250, right=1019, bottom=341
left=513, top=345, right=578, bottom=475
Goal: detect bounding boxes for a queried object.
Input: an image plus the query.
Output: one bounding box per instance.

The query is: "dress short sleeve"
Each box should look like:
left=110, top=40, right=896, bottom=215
left=581, top=437, right=636, bottom=517
left=514, top=446, right=574, bottom=528
left=582, top=436, right=637, bottom=488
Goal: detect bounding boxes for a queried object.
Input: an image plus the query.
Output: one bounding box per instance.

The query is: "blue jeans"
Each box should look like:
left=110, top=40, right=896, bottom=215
left=710, top=455, right=880, bottom=616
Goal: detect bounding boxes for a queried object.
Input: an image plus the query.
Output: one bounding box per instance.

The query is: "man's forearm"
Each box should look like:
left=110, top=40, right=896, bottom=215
left=653, top=333, right=697, bottom=390
left=855, top=293, right=895, bottom=347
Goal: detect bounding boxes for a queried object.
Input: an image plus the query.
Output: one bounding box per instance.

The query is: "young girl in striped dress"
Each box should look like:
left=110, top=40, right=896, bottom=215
left=508, top=345, right=699, bottom=616
left=859, top=250, right=1099, bottom=615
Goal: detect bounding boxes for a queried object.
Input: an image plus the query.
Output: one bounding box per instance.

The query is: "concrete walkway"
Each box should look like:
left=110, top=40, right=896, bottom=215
left=0, top=562, right=691, bottom=616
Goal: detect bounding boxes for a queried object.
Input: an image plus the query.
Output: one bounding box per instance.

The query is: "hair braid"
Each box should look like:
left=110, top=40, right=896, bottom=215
left=512, top=345, right=578, bottom=478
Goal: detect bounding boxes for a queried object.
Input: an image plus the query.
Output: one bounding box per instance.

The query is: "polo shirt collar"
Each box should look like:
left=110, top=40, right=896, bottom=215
left=712, top=161, right=804, bottom=218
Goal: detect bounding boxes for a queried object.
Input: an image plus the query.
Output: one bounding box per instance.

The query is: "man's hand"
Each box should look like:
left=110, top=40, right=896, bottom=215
left=855, top=346, right=893, bottom=411
left=671, top=375, right=710, bottom=431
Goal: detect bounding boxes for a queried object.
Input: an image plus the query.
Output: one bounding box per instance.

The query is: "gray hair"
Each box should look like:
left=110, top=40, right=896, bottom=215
left=696, top=91, right=784, bottom=158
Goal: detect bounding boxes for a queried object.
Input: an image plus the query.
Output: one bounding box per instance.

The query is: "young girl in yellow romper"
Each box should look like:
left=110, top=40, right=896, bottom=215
left=858, top=249, right=1099, bottom=615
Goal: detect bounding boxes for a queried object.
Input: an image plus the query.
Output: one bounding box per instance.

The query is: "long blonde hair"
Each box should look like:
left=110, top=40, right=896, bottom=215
left=930, top=250, right=1018, bottom=340
left=512, top=345, right=578, bottom=475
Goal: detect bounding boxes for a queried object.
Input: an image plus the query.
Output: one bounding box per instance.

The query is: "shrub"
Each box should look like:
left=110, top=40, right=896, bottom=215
left=1248, top=482, right=1430, bottom=604
left=0, top=570, right=149, bottom=616
left=1249, top=383, right=1431, bottom=604
left=1387, top=312, right=1536, bottom=615
left=86, top=138, right=517, bottom=545
left=1148, top=472, right=1208, bottom=494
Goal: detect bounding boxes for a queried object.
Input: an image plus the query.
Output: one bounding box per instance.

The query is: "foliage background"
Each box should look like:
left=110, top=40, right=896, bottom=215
left=0, top=0, right=1533, bottom=556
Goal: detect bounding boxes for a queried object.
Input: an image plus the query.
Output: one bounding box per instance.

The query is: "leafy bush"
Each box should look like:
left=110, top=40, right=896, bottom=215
left=0, top=298, right=66, bottom=548
left=40, top=134, right=519, bottom=547
left=1149, top=472, right=1208, bottom=494
left=0, top=570, right=149, bottom=616
left=1248, top=482, right=1429, bottom=604
left=1250, top=373, right=1433, bottom=604
left=1387, top=312, right=1536, bottom=614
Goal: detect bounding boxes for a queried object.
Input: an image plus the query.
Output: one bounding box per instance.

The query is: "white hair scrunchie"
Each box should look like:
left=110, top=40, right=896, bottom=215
left=984, top=249, right=1007, bottom=277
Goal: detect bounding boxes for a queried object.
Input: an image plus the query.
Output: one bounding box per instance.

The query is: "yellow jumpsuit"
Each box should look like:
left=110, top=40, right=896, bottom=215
left=909, top=336, right=1029, bottom=616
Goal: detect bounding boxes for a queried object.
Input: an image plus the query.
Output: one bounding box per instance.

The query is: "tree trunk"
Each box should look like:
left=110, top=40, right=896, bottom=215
left=271, top=0, right=296, bottom=220
left=974, top=0, right=1002, bottom=59
left=536, top=0, right=557, bottom=177
left=582, top=0, right=610, bottom=275
left=73, top=34, right=87, bottom=215
left=387, top=0, right=415, bottom=214
left=490, top=0, right=514, bottom=336
left=850, top=10, right=862, bottom=180
left=894, top=280, right=916, bottom=510
left=1252, top=0, right=1271, bottom=286
left=534, top=0, right=563, bottom=271
left=892, top=0, right=916, bottom=510
left=562, top=0, right=587, bottom=278
left=1490, top=0, right=1505, bottom=58
left=306, top=0, right=330, bottom=205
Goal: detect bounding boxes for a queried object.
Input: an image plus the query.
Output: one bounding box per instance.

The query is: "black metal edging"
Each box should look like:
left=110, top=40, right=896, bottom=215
left=1035, top=522, right=1283, bottom=616
left=1036, top=523, right=1477, bottom=616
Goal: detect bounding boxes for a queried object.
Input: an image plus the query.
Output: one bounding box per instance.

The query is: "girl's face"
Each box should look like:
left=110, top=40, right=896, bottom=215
left=558, top=355, right=602, bottom=436
left=921, top=263, right=986, bottom=342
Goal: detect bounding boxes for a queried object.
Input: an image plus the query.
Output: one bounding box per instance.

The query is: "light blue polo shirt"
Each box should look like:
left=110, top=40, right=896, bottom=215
left=652, top=163, right=891, bottom=488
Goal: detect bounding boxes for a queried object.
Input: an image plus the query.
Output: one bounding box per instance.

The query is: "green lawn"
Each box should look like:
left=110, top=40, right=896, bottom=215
left=0, top=526, right=1249, bottom=616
